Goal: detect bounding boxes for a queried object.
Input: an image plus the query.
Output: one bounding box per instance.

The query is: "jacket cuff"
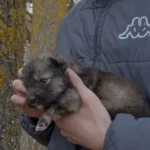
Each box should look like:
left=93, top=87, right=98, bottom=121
left=103, top=114, right=136, bottom=150
left=20, top=112, right=54, bottom=146
left=104, top=113, right=150, bottom=150
left=20, top=112, right=38, bottom=132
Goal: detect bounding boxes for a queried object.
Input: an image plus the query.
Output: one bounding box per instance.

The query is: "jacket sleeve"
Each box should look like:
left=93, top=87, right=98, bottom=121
left=104, top=114, right=150, bottom=150
left=20, top=112, right=54, bottom=146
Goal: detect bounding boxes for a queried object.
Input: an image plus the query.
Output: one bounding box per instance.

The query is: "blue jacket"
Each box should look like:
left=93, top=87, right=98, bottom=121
left=21, top=0, right=150, bottom=149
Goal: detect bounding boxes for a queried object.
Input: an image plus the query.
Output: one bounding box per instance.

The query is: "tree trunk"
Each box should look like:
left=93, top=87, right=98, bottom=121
left=0, top=0, right=26, bottom=150
left=29, top=0, right=68, bottom=58
left=19, top=1, right=68, bottom=150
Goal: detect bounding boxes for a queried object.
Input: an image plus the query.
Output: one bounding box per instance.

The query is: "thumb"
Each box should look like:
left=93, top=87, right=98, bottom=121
left=66, top=68, right=89, bottom=100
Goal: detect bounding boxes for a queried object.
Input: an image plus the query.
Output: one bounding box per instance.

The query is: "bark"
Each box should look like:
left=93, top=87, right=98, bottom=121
left=0, top=0, right=26, bottom=150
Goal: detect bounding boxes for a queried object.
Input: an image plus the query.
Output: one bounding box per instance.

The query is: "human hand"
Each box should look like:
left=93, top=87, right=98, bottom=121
left=11, top=68, right=45, bottom=118
left=55, top=68, right=111, bottom=150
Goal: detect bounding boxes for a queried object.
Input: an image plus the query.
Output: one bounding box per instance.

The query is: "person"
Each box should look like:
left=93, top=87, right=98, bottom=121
left=11, top=0, right=150, bottom=149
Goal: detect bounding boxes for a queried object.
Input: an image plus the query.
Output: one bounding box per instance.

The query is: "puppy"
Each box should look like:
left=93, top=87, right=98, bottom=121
left=21, top=53, right=150, bottom=132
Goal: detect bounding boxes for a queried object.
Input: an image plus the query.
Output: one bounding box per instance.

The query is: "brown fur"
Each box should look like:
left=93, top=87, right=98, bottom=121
left=21, top=52, right=150, bottom=131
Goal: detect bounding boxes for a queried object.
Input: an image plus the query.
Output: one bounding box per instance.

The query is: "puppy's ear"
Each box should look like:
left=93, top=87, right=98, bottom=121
left=22, top=58, right=36, bottom=78
left=47, top=57, right=91, bottom=76
left=69, top=60, right=91, bottom=76
left=47, top=57, right=64, bottom=68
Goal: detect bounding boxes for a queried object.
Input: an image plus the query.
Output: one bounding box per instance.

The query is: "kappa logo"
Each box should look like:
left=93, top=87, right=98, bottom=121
left=119, top=16, right=150, bottom=39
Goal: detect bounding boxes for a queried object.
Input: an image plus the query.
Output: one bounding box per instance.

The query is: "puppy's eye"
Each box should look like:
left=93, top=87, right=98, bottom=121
left=39, top=78, right=51, bottom=84
left=40, top=78, right=48, bottom=83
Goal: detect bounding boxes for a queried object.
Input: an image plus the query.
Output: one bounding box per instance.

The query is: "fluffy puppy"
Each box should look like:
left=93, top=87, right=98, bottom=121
left=21, top=53, right=150, bottom=132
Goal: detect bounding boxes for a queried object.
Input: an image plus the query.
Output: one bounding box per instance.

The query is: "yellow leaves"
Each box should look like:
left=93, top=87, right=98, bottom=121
left=0, top=21, right=14, bottom=55
left=0, top=10, right=5, bottom=20
left=43, top=0, right=67, bottom=21
left=0, top=66, right=5, bottom=90
left=5, top=27, right=14, bottom=40
left=0, top=21, right=6, bottom=41
left=0, top=1, right=27, bottom=149
left=0, top=1, right=26, bottom=87
left=58, top=0, right=68, bottom=18
left=9, top=8, right=15, bottom=16
left=3, top=27, right=14, bottom=54
left=0, top=23, right=14, bottom=42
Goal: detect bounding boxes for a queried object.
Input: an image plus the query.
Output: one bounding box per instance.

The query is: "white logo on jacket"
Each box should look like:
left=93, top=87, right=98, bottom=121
left=119, top=16, right=150, bottom=39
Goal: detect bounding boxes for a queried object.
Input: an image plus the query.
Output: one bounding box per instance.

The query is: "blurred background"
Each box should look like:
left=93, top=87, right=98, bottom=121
left=0, top=0, right=81, bottom=149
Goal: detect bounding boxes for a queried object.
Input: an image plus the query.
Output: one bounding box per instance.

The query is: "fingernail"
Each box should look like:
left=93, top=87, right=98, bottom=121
left=65, top=68, right=72, bottom=77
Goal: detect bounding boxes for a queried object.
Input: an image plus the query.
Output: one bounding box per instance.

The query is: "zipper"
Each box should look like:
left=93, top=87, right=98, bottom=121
left=93, top=0, right=109, bottom=67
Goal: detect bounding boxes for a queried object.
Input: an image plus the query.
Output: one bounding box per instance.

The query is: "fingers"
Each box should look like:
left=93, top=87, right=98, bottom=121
left=66, top=68, right=89, bottom=99
left=11, top=95, right=27, bottom=107
left=55, top=113, right=74, bottom=128
left=11, top=95, right=45, bottom=118
left=61, top=129, right=68, bottom=137
left=60, top=130, right=79, bottom=144
left=66, top=68, right=102, bottom=107
left=67, top=138, right=78, bottom=145
left=12, top=79, right=26, bottom=95
left=11, top=79, right=27, bottom=106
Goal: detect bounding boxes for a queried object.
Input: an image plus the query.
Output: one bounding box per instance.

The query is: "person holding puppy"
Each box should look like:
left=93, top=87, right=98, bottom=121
left=11, top=0, right=150, bottom=150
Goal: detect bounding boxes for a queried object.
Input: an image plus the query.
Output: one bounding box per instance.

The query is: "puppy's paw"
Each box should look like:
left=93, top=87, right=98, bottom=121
left=36, top=116, right=52, bottom=132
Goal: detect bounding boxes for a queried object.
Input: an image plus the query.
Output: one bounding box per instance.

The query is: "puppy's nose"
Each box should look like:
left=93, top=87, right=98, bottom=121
left=29, top=96, right=36, bottom=103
